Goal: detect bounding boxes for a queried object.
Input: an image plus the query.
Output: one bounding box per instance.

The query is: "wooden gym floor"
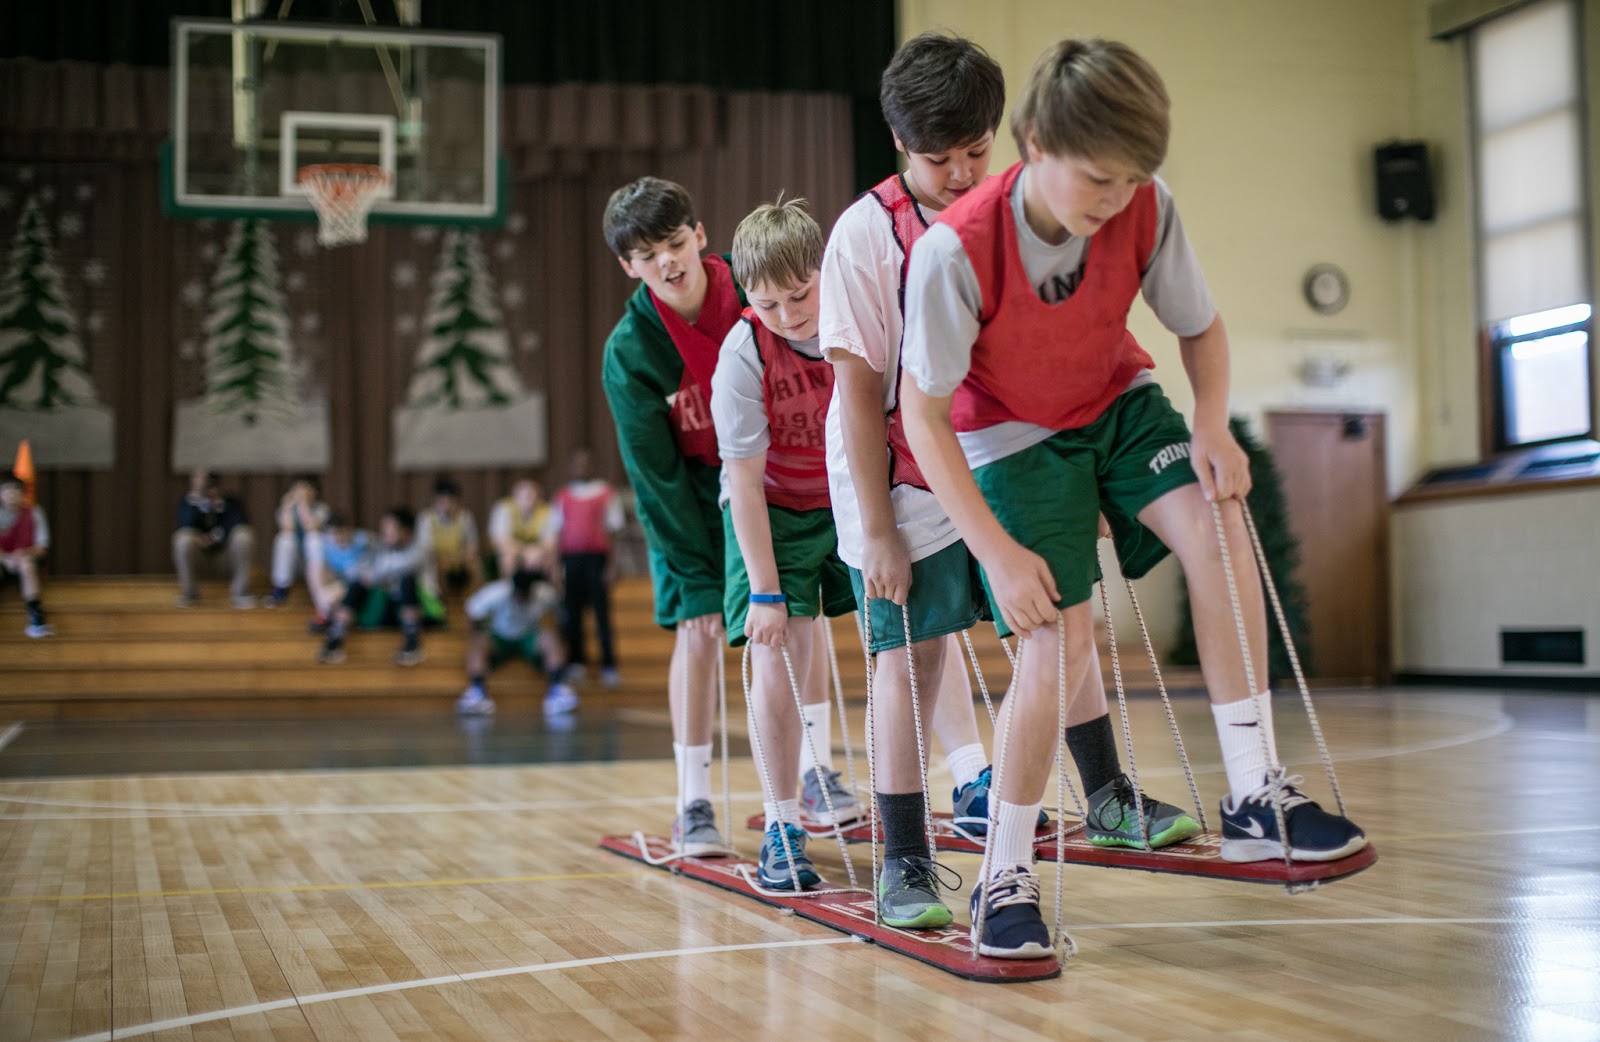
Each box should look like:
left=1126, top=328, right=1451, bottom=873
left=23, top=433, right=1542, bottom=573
left=2, top=683, right=1598, bottom=1041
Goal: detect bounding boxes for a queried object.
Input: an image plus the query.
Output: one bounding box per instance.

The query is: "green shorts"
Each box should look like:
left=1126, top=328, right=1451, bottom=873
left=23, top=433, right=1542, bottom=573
left=972, top=384, right=1198, bottom=635
left=645, top=462, right=725, bottom=629
left=723, top=503, right=855, bottom=648
left=850, top=540, right=988, bottom=654
left=490, top=632, right=544, bottom=670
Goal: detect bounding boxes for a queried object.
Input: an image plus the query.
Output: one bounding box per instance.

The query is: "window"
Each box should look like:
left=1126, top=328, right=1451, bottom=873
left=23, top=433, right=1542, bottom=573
left=1470, top=0, right=1593, bottom=451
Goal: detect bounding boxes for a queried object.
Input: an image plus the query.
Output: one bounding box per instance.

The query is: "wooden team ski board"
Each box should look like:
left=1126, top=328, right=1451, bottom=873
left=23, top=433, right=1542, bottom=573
left=598, top=832, right=1061, bottom=983
left=746, top=812, right=1378, bottom=888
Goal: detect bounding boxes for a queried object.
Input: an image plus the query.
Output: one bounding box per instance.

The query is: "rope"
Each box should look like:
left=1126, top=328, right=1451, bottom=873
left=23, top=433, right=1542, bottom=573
left=1053, top=615, right=1073, bottom=959
left=1240, top=501, right=1346, bottom=816
left=961, top=629, right=1000, bottom=728
left=1210, top=500, right=1293, bottom=881
left=819, top=605, right=861, bottom=806
left=781, top=642, right=860, bottom=891
left=900, top=604, right=939, bottom=866
left=1123, top=577, right=1208, bottom=831
left=635, top=630, right=724, bottom=867
left=741, top=644, right=803, bottom=891
left=1096, top=554, right=1149, bottom=852
left=718, top=641, right=734, bottom=855
left=859, top=609, right=882, bottom=922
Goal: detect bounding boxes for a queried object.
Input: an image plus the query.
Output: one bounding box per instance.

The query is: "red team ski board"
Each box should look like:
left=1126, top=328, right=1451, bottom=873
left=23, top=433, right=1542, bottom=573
left=598, top=832, right=1062, bottom=983
left=745, top=812, right=1378, bottom=888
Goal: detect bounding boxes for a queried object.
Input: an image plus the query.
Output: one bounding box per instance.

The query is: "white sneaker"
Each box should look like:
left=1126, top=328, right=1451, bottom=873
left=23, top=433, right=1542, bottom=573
left=543, top=683, right=579, bottom=717
left=25, top=622, right=54, bottom=639
left=456, top=686, right=496, bottom=716
left=232, top=595, right=257, bottom=610
left=600, top=667, right=622, bottom=689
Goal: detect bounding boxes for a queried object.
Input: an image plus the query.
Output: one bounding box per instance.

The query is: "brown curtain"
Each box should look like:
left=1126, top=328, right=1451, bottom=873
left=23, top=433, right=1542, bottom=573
left=0, top=60, right=855, bottom=576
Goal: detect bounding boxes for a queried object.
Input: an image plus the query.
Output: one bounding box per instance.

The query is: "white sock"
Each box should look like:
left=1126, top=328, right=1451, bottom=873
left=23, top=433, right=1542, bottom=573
left=764, top=798, right=801, bottom=830
left=985, top=800, right=1043, bottom=882
left=1213, top=695, right=1279, bottom=803
left=674, top=742, right=714, bottom=813
left=798, top=701, right=832, bottom=775
left=945, top=742, right=988, bottom=791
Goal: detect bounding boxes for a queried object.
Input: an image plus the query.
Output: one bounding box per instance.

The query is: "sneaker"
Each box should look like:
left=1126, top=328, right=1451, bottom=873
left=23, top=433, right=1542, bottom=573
left=456, top=685, right=495, bottom=717
left=542, top=682, right=579, bottom=717
left=671, top=798, right=727, bottom=857
left=306, top=616, right=329, bottom=635
left=564, top=664, right=589, bottom=684
left=316, top=641, right=346, bottom=665
left=1084, top=774, right=1202, bottom=849
left=951, top=766, right=1049, bottom=837
left=1220, top=772, right=1368, bottom=863
left=263, top=589, right=287, bottom=609
left=24, top=622, right=54, bottom=639
left=799, top=766, right=863, bottom=827
left=757, top=821, right=821, bottom=892
left=878, top=854, right=953, bottom=929
left=600, top=667, right=622, bottom=689
left=969, top=865, right=1052, bottom=959
left=176, top=592, right=199, bottom=608
left=394, top=642, right=425, bottom=667
left=231, top=595, right=257, bottom=610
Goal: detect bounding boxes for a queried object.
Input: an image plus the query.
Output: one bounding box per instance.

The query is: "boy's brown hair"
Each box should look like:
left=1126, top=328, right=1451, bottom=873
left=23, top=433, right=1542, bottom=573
left=880, top=32, right=1005, bottom=155
left=1011, top=39, right=1171, bottom=175
left=730, top=196, right=823, bottom=292
left=602, top=176, right=698, bottom=257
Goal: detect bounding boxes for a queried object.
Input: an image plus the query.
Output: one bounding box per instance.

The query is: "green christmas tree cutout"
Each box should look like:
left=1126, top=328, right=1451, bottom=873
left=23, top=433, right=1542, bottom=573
left=202, top=219, right=298, bottom=425
left=405, top=228, right=524, bottom=410
left=0, top=195, right=102, bottom=410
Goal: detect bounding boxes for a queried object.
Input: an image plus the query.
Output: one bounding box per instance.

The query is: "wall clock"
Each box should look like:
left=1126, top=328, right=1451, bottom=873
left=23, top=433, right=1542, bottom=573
left=1303, top=263, right=1350, bottom=315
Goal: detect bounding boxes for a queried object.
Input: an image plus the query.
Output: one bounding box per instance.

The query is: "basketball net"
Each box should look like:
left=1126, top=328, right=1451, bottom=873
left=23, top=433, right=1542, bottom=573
left=298, top=164, right=391, bottom=247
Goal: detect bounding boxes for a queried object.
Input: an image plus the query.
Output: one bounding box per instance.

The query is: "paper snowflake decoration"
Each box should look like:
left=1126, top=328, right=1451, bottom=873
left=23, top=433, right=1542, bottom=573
left=495, top=239, right=516, bottom=261
left=181, top=280, right=206, bottom=307
left=76, top=183, right=95, bottom=202
left=286, top=270, right=307, bottom=293
left=413, top=225, right=440, bottom=244
left=299, top=312, right=322, bottom=334
left=58, top=213, right=84, bottom=238
left=86, top=312, right=106, bottom=334
left=519, top=331, right=542, bottom=354
left=295, top=229, right=318, bottom=256
left=394, top=313, right=418, bottom=337
left=506, top=212, right=527, bottom=235
left=392, top=261, right=418, bottom=288
left=502, top=283, right=525, bottom=309
left=82, top=260, right=109, bottom=287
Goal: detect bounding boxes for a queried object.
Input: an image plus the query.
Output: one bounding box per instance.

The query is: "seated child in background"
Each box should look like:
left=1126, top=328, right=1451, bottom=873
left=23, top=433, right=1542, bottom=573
left=307, top=511, right=368, bottom=633
left=455, top=568, right=579, bottom=718
left=488, top=476, right=556, bottom=580
left=0, top=471, right=53, bottom=638
left=317, top=507, right=426, bottom=667
left=267, top=474, right=329, bottom=608
left=418, top=477, right=483, bottom=599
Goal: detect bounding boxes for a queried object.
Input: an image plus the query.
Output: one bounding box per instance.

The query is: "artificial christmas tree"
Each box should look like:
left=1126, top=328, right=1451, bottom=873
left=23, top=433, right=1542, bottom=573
left=404, top=228, right=522, bottom=410
left=1167, top=415, right=1313, bottom=682
left=201, top=219, right=296, bottom=424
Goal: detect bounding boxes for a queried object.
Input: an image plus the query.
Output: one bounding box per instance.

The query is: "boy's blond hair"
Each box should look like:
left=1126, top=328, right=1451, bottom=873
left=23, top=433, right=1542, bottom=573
left=1011, top=39, right=1170, bottom=175
left=730, top=196, right=823, bottom=292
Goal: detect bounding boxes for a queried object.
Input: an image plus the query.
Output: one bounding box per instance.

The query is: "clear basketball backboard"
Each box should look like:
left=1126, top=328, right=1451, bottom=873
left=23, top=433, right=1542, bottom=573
left=166, top=18, right=502, bottom=223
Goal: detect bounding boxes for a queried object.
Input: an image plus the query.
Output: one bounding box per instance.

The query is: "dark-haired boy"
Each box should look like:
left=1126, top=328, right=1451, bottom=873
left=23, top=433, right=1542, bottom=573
left=456, top=568, right=578, bottom=718
left=901, top=38, right=1365, bottom=958
left=601, top=176, right=748, bottom=854
left=823, top=32, right=1196, bottom=931
left=0, top=471, right=52, bottom=637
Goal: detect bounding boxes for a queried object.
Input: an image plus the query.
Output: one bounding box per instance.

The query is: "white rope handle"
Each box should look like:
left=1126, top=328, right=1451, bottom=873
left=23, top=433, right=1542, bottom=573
left=961, top=628, right=1000, bottom=728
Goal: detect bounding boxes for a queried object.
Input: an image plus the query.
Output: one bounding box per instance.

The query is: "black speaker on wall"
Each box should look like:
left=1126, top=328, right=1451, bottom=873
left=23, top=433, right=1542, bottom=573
left=1375, top=141, right=1435, bottom=222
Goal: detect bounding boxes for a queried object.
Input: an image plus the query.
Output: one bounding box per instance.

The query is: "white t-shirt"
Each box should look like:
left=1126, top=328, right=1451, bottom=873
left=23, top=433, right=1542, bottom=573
left=819, top=190, right=962, bottom=566
left=709, top=318, right=823, bottom=506
left=466, top=578, right=557, bottom=640
left=902, top=171, right=1217, bottom=469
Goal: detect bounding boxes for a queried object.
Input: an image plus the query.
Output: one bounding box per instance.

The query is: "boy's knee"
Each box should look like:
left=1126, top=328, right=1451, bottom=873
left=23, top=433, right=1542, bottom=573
left=908, top=638, right=946, bottom=687
left=231, top=525, right=256, bottom=552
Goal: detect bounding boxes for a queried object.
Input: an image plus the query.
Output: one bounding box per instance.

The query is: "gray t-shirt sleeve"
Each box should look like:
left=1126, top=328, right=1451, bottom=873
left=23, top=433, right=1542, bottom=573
left=709, top=320, right=771, bottom=460
left=1139, top=179, right=1217, bottom=337
left=900, top=223, right=985, bottom=398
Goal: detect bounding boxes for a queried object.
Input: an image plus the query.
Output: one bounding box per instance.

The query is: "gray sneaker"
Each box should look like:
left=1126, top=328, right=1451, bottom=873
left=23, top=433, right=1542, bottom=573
left=671, top=798, right=727, bottom=856
left=799, top=767, right=863, bottom=828
left=1085, top=774, right=1202, bottom=849
left=877, top=854, right=952, bottom=929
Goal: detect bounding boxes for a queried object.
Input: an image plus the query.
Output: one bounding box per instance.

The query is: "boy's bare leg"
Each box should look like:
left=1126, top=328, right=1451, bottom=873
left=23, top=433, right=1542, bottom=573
left=750, top=624, right=814, bottom=821
left=870, top=639, right=947, bottom=793
left=991, top=604, right=1096, bottom=808
left=796, top=615, right=862, bottom=822
left=668, top=615, right=725, bottom=848
left=931, top=632, right=983, bottom=753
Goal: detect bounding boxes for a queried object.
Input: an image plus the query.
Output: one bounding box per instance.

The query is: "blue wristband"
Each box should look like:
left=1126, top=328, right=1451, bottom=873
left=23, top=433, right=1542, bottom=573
left=748, top=593, right=787, bottom=604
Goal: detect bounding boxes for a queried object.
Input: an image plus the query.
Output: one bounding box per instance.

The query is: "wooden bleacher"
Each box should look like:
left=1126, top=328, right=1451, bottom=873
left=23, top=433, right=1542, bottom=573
left=0, top=577, right=1196, bottom=720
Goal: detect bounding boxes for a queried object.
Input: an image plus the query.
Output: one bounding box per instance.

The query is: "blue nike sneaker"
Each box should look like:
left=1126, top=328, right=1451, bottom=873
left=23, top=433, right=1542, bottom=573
left=952, top=765, right=1049, bottom=837
left=1220, top=772, right=1367, bottom=863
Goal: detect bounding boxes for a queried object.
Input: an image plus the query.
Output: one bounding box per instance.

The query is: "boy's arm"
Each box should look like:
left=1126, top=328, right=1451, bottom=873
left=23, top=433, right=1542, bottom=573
left=724, top=456, right=788, bottom=646
left=832, top=353, right=910, bottom=604
left=900, top=384, right=1059, bottom=635
left=1177, top=314, right=1250, bottom=502
left=601, top=317, right=723, bottom=625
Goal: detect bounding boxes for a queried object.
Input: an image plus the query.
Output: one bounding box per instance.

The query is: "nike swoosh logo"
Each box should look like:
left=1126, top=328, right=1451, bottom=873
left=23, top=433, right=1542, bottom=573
left=1239, top=818, right=1267, bottom=839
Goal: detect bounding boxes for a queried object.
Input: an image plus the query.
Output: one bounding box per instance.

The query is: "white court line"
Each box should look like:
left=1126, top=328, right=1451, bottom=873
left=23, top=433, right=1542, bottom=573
left=0, top=708, right=1518, bottom=820
left=0, top=722, right=22, bottom=754
left=62, top=936, right=854, bottom=1042
left=1072, top=916, right=1600, bottom=931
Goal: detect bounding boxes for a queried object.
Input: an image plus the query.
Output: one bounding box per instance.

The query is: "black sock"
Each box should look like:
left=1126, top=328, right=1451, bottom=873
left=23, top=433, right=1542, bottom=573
left=401, top=622, right=420, bottom=649
left=548, top=664, right=570, bottom=685
left=470, top=673, right=486, bottom=689
left=877, top=791, right=929, bottom=862
left=25, top=599, right=44, bottom=624
left=1065, top=714, right=1123, bottom=797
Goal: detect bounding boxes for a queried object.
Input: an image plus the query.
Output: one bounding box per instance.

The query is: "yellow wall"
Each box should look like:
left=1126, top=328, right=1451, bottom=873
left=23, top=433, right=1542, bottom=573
left=898, top=0, right=1599, bottom=658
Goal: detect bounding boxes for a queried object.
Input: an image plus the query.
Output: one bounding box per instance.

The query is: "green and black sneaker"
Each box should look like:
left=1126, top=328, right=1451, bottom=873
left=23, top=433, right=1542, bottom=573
left=1085, top=774, right=1202, bottom=849
left=877, top=854, right=954, bottom=929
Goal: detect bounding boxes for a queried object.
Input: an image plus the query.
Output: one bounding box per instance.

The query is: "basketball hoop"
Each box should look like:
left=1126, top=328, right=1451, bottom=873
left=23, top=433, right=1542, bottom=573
left=298, top=163, right=391, bottom=247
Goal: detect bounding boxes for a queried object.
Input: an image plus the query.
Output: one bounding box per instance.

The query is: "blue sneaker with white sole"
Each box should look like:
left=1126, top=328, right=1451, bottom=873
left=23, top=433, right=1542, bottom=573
left=952, top=765, right=1049, bottom=837
left=757, top=822, right=821, bottom=891
left=969, top=864, right=1053, bottom=959
left=1220, top=772, right=1367, bottom=863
